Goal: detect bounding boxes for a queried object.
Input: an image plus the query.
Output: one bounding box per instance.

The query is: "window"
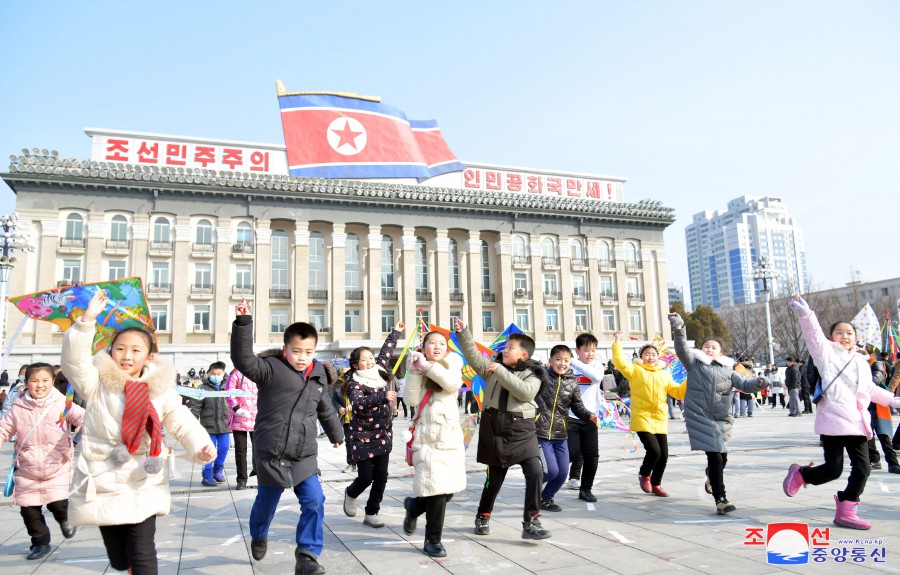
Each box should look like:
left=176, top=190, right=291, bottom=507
left=110, top=215, right=127, bottom=241
left=235, top=222, right=253, bottom=246
left=415, top=237, right=428, bottom=290
left=627, top=276, right=641, bottom=295
left=345, top=233, right=360, bottom=290
left=381, top=235, right=394, bottom=289
left=63, top=259, right=81, bottom=284
left=381, top=309, right=395, bottom=333
left=345, top=309, right=361, bottom=333
left=193, top=306, right=210, bottom=331
left=514, top=273, right=528, bottom=292
left=574, top=309, right=588, bottom=331
left=108, top=260, right=126, bottom=281
left=598, top=240, right=611, bottom=262
left=481, top=241, right=491, bottom=291
left=546, top=309, right=559, bottom=331
left=151, top=262, right=170, bottom=286
left=541, top=237, right=557, bottom=258
left=271, top=309, right=289, bottom=333
left=602, top=309, right=616, bottom=331
left=195, top=263, right=212, bottom=286
left=309, top=309, right=325, bottom=331
left=882, top=288, right=890, bottom=297
left=543, top=273, right=558, bottom=295
left=196, top=219, right=213, bottom=245
left=625, top=242, right=639, bottom=262
left=629, top=309, right=643, bottom=332
left=152, top=217, right=170, bottom=243
left=420, top=311, right=430, bottom=326
left=482, top=311, right=494, bottom=332
left=515, top=308, right=530, bottom=331
left=271, top=231, right=289, bottom=289
left=65, top=214, right=84, bottom=240
left=600, top=276, right=614, bottom=297
left=235, top=264, right=252, bottom=289
left=450, top=310, right=461, bottom=323
left=573, top=274, right=587, bottom=296
left=571, top=238, right=585, bottom=261
left=513, top=235, right=527, bottom=257
left=309, top=232, right=325, bottom=290
left=151, top=305, right=168, bottom=331
left=449, top=239, right=460, bottom=291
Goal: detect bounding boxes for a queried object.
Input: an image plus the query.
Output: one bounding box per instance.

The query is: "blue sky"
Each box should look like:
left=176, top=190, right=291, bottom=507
left=2, top=1, right=898, bottom=303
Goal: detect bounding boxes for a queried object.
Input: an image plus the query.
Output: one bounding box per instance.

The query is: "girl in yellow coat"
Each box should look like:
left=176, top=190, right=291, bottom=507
left=611, top=331, right=683, bottom=496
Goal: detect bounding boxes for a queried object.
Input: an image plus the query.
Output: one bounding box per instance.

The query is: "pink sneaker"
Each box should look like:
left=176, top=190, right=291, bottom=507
left=783, top=463, right=810, bottom=497
left=833, top=494, right=871, bottom=530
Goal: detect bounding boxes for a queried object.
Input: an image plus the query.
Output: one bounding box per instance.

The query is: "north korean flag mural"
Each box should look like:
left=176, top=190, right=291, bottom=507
left=277, top=86, right=464, bottom=180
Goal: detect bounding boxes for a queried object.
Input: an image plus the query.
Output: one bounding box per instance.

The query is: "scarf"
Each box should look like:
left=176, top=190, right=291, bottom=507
left=353, top=366, right=389, bottom=390
left=121, top=380, right=163, bottom=456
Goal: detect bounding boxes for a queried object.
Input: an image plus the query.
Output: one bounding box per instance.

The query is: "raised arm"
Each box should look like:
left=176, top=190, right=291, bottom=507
left=790, top=296, right=834, bottom=368
left=611, top=338, right=637, bottom=381
left=668, top=313, right=695, bottom=372
left=230, top=315, right=273, bottom=386
left=731, top=371, right=768, bottom=394
left=456, top=325, right=491, bottom=378
left=375, top=324, right=403, bottom=370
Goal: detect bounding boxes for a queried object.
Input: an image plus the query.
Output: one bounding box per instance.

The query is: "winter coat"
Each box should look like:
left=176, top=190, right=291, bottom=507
left=0, top=383, right=21, bottom=420
left=404, top=353, right=466, bottom=497
left=333, top=387, right=351, bottom=425
left=769, top=369, right=785, bottom=393
left=535, top=368, right=592, bottom=440
left=0, top=387, right=85, bottom=507
left=230, top=316, right=343, bottom=488
left=889, top=362, right=900, bottom=397
left=611, top=341, right=682, bottom=435
left=785, top=364, right=801, bottom=391
left=798, top=311, right=898, bottom=439
left=225, top=369, right=258, bottom=432
left=671, top=324, right=767, bottom=453
left=60, top=319, right=215, bottom=526
left=190, top=379, right=231, bottom=434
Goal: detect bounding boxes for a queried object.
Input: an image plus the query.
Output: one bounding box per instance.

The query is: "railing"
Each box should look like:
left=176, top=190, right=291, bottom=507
left=573, top=291, right=591, bottom=302
left=570, top=258, right=588, bottom=269
left=345, top=290, right=364, bottom=301
left=513, top=289, right=532, bottom=300
left=625, top=261, right=643, bottom=272
left=192, top=242, right=214, bottom=254
left=232, top=285, right=254, bottom=296
left=543, top=290, right=562, bottom=301
left=308, top=289, right=328, bottom=300
left=232, top=243, right=254, bottom=255
left=269, top=288, right=291, bottom=299
left=381, top=288, right=398, bottom=301
left=149, top=241, right=174, bottom=253
left=600, top=293, right=617, bottom=303
left=449, top=291, right=464, bottom=302
left=481, top=291, right=496, bottom=303
left=627, top=293, right=645, bottom=304
left=57, top=279, right=76, bottom=287
left=512, top=255, right=530, bottom=266
left=415, top=289, right=432, bottom=302
left=104, top=239, right=130, bottom=251
left=598, top=259, right=615, bottom=270
left=148, top=282, right=172, bottom=294
left=191, top=284, right=213, bottom=295
left=541, top=256, right=560, bottom=268
left=59, top=238, right=85, bottom=249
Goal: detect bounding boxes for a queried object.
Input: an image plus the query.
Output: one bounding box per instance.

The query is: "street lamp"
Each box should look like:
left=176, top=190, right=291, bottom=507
left=752, top=256, right=781, bottom=365
left=0, top=214, right=33, bottom=361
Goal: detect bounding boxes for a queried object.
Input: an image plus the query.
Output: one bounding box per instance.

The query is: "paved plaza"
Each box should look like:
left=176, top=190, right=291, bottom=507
left=2, top=406, right=899, bottom=574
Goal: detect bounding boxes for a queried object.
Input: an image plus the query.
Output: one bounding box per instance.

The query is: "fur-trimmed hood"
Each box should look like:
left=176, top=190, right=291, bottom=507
left=255, top=349, right=337, bottom=387
left=93, top=350, right=176, bottom=398
left=690, top=349, right=735, bottom=368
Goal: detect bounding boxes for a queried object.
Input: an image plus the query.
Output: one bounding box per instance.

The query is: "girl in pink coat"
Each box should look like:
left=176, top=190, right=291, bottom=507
left=783, top=296, right=900, bottom=530
left=225, top=368, right=258, bottom=490
left=0, top=362, right=85, bottom=560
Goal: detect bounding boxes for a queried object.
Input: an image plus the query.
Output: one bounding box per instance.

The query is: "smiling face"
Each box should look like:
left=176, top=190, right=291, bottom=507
left=284, top=335, right=317, bottom=372
left=576, top=343, right=597, bottom=364
left=640, top=347, right=660, bottom=366
left=422, top=333, right=448, bottom=362
left=354, top=349, right=376, bottom=370
left=700, top=339, right=723, bottom=360
left=549, top=350, right=572, bottom=375
left=110, top=331, right=155, bottom=379
left=26, top=368, right=54, bottom=399
left=830, top=322, right=857, bottom=351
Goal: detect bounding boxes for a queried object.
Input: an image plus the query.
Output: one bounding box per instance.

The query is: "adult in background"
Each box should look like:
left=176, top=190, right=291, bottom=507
left=799, top=357, right=813, bottom=414
left=785, top=357, right=802, bottom=417
left=865, top=346, right=899, bottom=473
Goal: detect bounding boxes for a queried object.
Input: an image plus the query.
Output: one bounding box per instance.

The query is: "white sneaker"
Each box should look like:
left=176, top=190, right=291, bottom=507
left=567, top=478, right=580, bottom=490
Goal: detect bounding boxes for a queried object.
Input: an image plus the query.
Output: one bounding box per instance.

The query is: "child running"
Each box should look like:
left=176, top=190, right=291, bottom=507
left=0, top=362, right=85, bottom=560
left=230, top=299, right=343, bottom=575
left=402, top=329, right=466, bottom=558
left=668, top=312, right=768, bottom=514
left=611, top=331, right=682, bottom=496
left=225, top=368, right=258, bottom=490
left=61, top=290, right=216, bottom=575
left=536, top=345, right=598, bottom=512
left=783, top=296, right=900, bottom=529
left=191, top=361, right=231, bottom=487
left=566, top=333, right=603, bottom=502
left=456, top=317, right=551, bottom=540
left=342, top=322, right=403, bottom=528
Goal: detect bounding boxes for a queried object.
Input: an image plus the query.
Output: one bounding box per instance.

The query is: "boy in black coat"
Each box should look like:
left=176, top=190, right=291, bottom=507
left=190, top=361, right=230, bottom=486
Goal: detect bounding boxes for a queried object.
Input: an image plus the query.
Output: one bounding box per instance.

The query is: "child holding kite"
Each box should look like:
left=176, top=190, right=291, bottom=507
left=61, top=290, right=216, bottom=575
left=667, top=312, right=768, bottom=515
left=342, top=322, right=403, bottom=529
left=0, top=362, right=85, bottom=560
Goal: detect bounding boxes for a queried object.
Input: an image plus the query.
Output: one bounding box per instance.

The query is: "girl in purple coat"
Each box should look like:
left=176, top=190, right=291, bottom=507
left=783, top=296, right=900, bottom=530
left=225, top=368, right=258, bottom=490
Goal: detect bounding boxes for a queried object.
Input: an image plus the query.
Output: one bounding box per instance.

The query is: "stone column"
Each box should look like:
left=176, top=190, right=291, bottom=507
left=254, top=222, right=272, bottom=342
left=434, top=230, right=450, bottom=327
left=560, top=239, right=575, bottom=340
left=465, top=232, right=484, bottom=340
left=494, top=233, right=513, bottom=329
left=614, top=242, right=629, bottom=335
left=366, top=229, right=383, bottom=337
left=330, top=224, right=346, bottom=339
left=213, top=220, right=232, bottom=344
left=293, top=223, right=310, bottom=324
left=131, top=215, right=150, bottom=291
left=400, top=228, right=417, bottom=331
left=33, top=219, right=59, bottom=344
left=171, top=218, right=192, bottom=344
left=84, top=214, right=105, bottom=282
left=586, top=241, right=603, bottom=334
left=530, top=238, right=544, bottom=336
left=651, top=247, right=671, bottom=339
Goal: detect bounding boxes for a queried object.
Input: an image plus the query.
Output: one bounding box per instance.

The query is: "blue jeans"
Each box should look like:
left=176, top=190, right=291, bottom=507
left=249, top=475, right=325, bottom=557
left=203, top=432, right=231, bottom=471
left=539, top=438, right=569, bottom=501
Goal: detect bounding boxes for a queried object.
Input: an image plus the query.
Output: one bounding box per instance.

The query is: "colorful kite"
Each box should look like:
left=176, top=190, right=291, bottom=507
left=8, top=277, right=154, bottom=353
left=651, top=334, right=687, bottom=384
left=851, top=304, right=881, bottom=351
left=460, top=413, right=479, bottom=450
left=58, top=383, right=74, bottom=430
left=176, top=386, right=252, bottom=400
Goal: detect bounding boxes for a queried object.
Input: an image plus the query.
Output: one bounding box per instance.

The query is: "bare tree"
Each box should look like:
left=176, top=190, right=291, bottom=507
left=718, top=303, right=765, bottom=361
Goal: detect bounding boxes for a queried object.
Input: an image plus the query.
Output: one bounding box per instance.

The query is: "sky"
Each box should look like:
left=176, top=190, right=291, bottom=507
left=1, top=1, right=898, bottom=305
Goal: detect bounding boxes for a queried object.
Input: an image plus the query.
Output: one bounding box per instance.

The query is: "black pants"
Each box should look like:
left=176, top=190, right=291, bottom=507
left=407, top=494, right=453, bottom=543
left=893, top=424, right=900, bottom=451
left=566, top=420, right=599, bottom=490
left=705, top=452, right=729, bottom=500
left=397, top=398, right=408, bottom=418
left=342, top=424, right=353, bottom=466
left=801, top=388, right=813, bottom=413
left=800, top=435, right=869, bottom=502
left=477, top=456, right=542, bottom=523
left=465, top=391, right=480, bottom=414
left=99, top=515, right=158, bottom=575
left=232, top=430, right=254, bottom=482
left=636, top=432, right=668, bottom=486
left=867, top=407, right=898, bottom=466
left=20, top=499, right=68, bottom=547
left=347, top=453, right=390, bottom=515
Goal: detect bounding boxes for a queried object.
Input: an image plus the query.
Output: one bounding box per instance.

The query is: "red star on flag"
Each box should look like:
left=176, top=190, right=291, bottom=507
left=331, top=120, right=364, bottom=150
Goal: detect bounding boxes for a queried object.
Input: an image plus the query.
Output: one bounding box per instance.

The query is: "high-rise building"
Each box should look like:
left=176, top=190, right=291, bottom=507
left=685, top=196, right=807, bottom=309
left=667, top=283, right=684, bottom=309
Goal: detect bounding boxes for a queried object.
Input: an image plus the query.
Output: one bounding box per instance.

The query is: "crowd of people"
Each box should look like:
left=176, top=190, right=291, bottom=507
left=1, top=292, right=899, bottom=574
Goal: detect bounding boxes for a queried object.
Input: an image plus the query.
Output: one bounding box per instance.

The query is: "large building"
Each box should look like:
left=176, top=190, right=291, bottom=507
left=685, top=196, right=807, bottom=309
left=1, top=128, right=676, bottom=372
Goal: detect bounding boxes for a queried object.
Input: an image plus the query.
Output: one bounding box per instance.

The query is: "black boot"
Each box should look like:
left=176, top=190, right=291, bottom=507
left=295, top=548, right=326, bottom=575
left=27, top=544, right=52, bottom=560
left=60, top=521, right=77, bottom=539
left=250, top=538, right=267, bottom=560
left=423, top=540, right=447, bottom=557
left=403, top=497, right=417, bottom=535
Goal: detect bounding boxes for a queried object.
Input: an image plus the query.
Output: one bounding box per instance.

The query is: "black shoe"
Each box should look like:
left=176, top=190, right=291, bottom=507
left=541, top=499, right=562, bottom=512
left=522, top=517, right=551, bottom=540
left=423, top=540, right=447, bottom=557
left=474, top=515, right=491, bottom=535
left=403, top=497, right=417, bottom=535
left=235, top=480, right=247, bottom=490
left=60, top=521, right=77, bottom=539
left=889, top=465, right=900, bottom=474
left=870, top=461, right=882, bottom=470
left=26, top=544, right=52, bottom=560
left=578, top=489, right=597, bottom=502
left=251, top=538, right=267, bottom=560
left=295, top=549, right=326, bottom=575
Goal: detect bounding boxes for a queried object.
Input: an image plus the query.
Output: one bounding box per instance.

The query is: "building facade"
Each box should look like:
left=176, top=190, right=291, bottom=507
left=2, top=130, right=676, bottom=372
left=667, top=283, right=684, bottom=309
left=686, top=196, right=807, bottom=309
